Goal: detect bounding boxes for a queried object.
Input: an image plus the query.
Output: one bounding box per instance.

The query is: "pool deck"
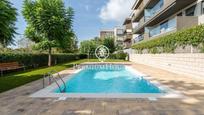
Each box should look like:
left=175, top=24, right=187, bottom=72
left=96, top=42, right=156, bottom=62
left=1, top=62, right=204, bottom=115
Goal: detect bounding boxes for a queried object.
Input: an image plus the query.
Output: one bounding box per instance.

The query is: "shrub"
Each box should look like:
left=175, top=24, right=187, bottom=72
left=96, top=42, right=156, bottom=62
left=110, top=51, right=128, bottom=60
left=0, top=53, right=87, bottom=67
left=80, top=52, right=128, bottom=60
left=132, top=25, right=204, bottom=53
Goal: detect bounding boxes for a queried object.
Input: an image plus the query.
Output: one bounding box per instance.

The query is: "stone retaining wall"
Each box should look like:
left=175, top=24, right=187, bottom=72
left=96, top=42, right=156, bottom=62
left=129, top=53, right=204, bottom=78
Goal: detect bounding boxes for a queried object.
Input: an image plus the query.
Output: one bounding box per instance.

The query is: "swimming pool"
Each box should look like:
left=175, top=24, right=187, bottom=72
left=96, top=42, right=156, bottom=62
left=55, top=65, right=163, bottom=93
left=31, top=64, right=182, bottom=98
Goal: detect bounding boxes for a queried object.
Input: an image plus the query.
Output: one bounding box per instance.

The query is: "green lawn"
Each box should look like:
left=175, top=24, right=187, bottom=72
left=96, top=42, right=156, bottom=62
left=0, top=59, right=126, bottom=93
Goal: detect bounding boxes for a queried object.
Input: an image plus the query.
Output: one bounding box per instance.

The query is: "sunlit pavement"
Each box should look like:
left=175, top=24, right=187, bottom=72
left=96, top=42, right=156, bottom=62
left=1, top=62, right=204, bottom=115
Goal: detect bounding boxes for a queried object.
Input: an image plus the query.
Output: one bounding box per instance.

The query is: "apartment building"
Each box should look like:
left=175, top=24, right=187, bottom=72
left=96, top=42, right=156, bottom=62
left=123, top=18, right=133, bottom=49
left=114, top=27, right=124, bottom=47
left=131, top=0, right=204, bottom=43
left=99, top=30, right=114, bottom=39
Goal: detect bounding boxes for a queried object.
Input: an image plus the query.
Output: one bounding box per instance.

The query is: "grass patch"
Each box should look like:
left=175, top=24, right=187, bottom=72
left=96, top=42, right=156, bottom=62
left=0, top=59, right=126, bottom=93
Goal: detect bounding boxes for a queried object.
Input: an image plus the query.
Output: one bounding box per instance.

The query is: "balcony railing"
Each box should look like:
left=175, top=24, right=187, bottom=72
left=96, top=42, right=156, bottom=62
left=147, top=16, right=198, bottom=38
left=148, top=17, right=176, bottom=37
left=144, top=0, right=164, bottom=22
left=133, top=16, right=145, bottom=34
left=133, top=0, right=176, bottom=34
left=131, top=1, right=145, bottom=22
left=134, top=35, right=144, bottom=43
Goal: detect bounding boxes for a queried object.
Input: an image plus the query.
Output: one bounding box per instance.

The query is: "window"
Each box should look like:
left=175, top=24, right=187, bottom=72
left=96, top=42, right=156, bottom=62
left=144, top=0, right=164, bottom=22
left=160, top=21, right=168, bottom=33
left=149, top=26, right=160, bottom=37
left=159, top=0, right=164, bottom=8
left=185, top=5, right=196, bottom=16
left=151, top=0, right=164, bottom=16
left=148, top=17, right=176, bottom=37
left=167, top=18, right=176, bottom=31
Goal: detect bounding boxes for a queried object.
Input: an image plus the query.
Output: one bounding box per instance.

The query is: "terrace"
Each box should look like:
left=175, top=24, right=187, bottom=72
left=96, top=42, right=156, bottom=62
left=1, top=0, right=204, bottom=114
left=1, top=62, right=204, bottom=114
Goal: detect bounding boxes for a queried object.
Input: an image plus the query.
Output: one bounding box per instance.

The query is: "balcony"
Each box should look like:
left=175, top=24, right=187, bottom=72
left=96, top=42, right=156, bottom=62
left=131, top=1, right=145, bottom=22
left=146, top=0, right=197, bottom=27
left=124, top=34, right=132, bottom=42
left=123, top=40, right=132, bottom=49
left=176, top=16, right=198, bottom=31
left=143, top=0, right=150, bottom=6
left=123, top=18, right=132, bottom=27
left=123, top=27, right=133, bottom=34
left=147, top=16, right=198, bottom=39
left=133, top=0, right=197, bottom=34
left=134, top=34, right=144, bottom=43
left=133, top=16, right=145, bottom=34
left=116, top=28, right=124, bottom=36
left=144, top=0, right=164, bottom=22
left=132, top=0, right=160, bottom=22
left=133, top=0, right=166, bottom=34
left=148, top=17, right=176, bottom=38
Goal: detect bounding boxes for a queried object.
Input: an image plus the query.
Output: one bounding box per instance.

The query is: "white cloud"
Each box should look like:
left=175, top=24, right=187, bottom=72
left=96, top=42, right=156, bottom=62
left=99, top=0, right=135, bottom=23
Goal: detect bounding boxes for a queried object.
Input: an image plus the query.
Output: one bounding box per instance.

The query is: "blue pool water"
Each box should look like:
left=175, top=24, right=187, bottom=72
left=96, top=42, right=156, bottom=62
left=55, top=66, right=163, bottom=93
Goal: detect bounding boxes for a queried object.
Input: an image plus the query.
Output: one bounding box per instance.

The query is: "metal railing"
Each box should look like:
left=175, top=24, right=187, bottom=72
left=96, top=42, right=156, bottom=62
left=43, top=70, right=66, bottom=93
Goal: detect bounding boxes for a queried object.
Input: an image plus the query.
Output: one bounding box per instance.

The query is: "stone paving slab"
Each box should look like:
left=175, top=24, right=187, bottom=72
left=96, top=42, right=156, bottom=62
left=0, top=63, right=204, bottom=115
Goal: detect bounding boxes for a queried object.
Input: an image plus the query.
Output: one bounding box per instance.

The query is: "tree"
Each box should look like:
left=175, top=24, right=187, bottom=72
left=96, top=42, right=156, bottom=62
left=80, top=40, right=98, bottom=54
left=16, top=35, right=34, bottom=52
left=80, top=37, right=116, bottom=55
left=0, top=0, right=17, bottom=47
left=55, top=35, right=78, bottom=53
left=22, top=0, right=74, bottom=66
left=103, top=37, right=115, bottom=53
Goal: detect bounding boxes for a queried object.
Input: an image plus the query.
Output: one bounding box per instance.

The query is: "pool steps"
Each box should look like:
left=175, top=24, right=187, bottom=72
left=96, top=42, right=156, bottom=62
left=43, top=70, right=66, bottom=93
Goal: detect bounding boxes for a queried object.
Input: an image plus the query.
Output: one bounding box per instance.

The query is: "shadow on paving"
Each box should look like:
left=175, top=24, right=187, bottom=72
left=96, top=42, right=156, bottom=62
left=0, top=63, right=204, bottom=115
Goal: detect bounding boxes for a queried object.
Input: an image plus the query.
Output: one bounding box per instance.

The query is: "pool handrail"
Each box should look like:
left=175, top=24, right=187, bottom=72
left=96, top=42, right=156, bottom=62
left=49, top=70, right=66, bottom=92
left=43, top=71, right=66, bottom=93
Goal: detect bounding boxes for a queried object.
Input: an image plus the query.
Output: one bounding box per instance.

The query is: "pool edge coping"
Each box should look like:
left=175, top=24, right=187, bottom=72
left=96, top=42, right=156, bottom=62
left=30, top=64, right=185, bottom=99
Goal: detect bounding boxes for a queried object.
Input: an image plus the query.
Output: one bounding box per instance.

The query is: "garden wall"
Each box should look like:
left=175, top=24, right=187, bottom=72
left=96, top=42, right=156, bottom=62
left=129, top=53, right=204, bottom=78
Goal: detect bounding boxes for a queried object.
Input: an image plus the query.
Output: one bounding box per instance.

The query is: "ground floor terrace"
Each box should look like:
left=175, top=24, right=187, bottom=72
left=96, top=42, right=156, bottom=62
left=0, top=62, right=204, bottom=115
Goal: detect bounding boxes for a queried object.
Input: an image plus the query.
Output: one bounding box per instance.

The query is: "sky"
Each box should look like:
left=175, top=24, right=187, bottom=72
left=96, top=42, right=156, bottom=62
left=10, top=0, right=135, bottom=48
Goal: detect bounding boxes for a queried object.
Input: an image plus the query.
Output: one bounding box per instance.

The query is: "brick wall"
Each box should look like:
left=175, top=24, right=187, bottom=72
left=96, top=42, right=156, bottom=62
left=129, top=53, right=204, bottom=78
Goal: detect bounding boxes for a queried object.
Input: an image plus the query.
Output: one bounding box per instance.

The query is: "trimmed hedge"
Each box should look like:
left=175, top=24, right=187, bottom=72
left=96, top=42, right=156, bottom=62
left=0, top=53, right=87, bottom=67
left=85, top=52, right=128, bottom=60
left=132, top=25, right=204, bottom=53
left=111, top=51, right=128, bottom=60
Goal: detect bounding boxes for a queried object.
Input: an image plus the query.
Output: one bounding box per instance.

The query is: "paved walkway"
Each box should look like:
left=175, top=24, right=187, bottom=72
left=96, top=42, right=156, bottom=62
left=0, top=63, right=204, bottom=115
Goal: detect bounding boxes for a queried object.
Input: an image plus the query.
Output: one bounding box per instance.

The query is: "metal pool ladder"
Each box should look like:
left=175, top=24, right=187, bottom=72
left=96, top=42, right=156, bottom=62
left=43, top=70, right=66, bottom=93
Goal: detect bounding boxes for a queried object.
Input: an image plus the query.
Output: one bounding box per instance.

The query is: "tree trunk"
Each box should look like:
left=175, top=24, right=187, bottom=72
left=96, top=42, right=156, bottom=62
left=48, top=47, right=52, bottom=67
